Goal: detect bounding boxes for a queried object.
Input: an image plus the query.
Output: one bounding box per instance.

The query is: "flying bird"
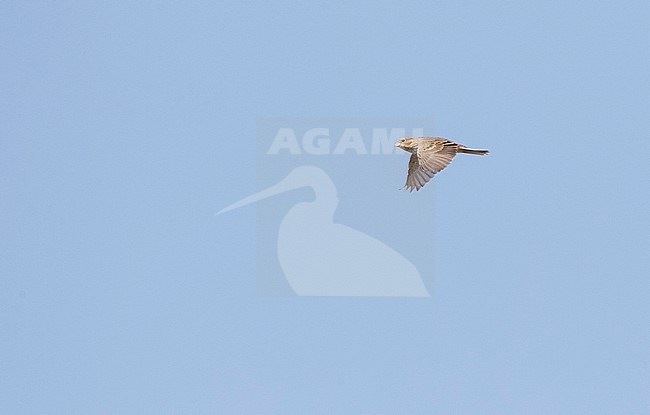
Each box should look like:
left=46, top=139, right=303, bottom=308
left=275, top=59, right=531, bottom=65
left=395, top=137, right=489, bottom=191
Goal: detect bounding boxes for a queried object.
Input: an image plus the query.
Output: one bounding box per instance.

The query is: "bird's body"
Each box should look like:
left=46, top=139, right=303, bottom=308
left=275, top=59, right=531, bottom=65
left=395, top=137, right=489, bottom=191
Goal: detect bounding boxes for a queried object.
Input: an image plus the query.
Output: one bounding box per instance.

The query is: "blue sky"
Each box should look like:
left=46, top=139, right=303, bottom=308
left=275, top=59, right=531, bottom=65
left=2, top=1, right=649, bottom=413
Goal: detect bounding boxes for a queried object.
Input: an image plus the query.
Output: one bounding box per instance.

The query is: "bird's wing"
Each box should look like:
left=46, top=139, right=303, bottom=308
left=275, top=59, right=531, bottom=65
left=405, top=154, right=429, bottom=191
left=418, top=140, right=458, bottom=175
left=405, top=140, right=458, bottom=191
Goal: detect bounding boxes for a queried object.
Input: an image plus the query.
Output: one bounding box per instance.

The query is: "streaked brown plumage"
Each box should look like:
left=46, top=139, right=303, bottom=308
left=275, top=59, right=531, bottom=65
left=395, top=137, right=489, bottom=191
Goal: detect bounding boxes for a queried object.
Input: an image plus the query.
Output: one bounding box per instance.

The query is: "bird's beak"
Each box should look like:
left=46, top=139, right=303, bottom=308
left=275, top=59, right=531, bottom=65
left=216, top=176, right=298, bottom=215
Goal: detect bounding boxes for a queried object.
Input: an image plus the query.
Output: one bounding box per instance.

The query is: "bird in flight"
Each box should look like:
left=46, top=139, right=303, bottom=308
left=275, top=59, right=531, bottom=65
left=395, top=137, right=489, bottom=191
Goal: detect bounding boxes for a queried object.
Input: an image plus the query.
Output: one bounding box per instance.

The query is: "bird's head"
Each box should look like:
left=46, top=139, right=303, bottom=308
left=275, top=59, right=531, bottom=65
left=395, top=137, right=419, bottom=153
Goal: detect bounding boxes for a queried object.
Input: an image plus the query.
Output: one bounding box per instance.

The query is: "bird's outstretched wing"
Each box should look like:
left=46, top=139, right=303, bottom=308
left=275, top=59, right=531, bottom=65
left=404, top=139, right=458, bottom=191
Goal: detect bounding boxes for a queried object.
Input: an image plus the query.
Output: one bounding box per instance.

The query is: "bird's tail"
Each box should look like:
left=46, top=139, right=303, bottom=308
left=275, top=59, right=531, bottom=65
left=458, top=146, right=489, bottom=155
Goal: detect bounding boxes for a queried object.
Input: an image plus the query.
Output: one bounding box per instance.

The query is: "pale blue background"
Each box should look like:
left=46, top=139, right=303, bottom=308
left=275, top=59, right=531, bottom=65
left=2, top=1, right=649, bottom=413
